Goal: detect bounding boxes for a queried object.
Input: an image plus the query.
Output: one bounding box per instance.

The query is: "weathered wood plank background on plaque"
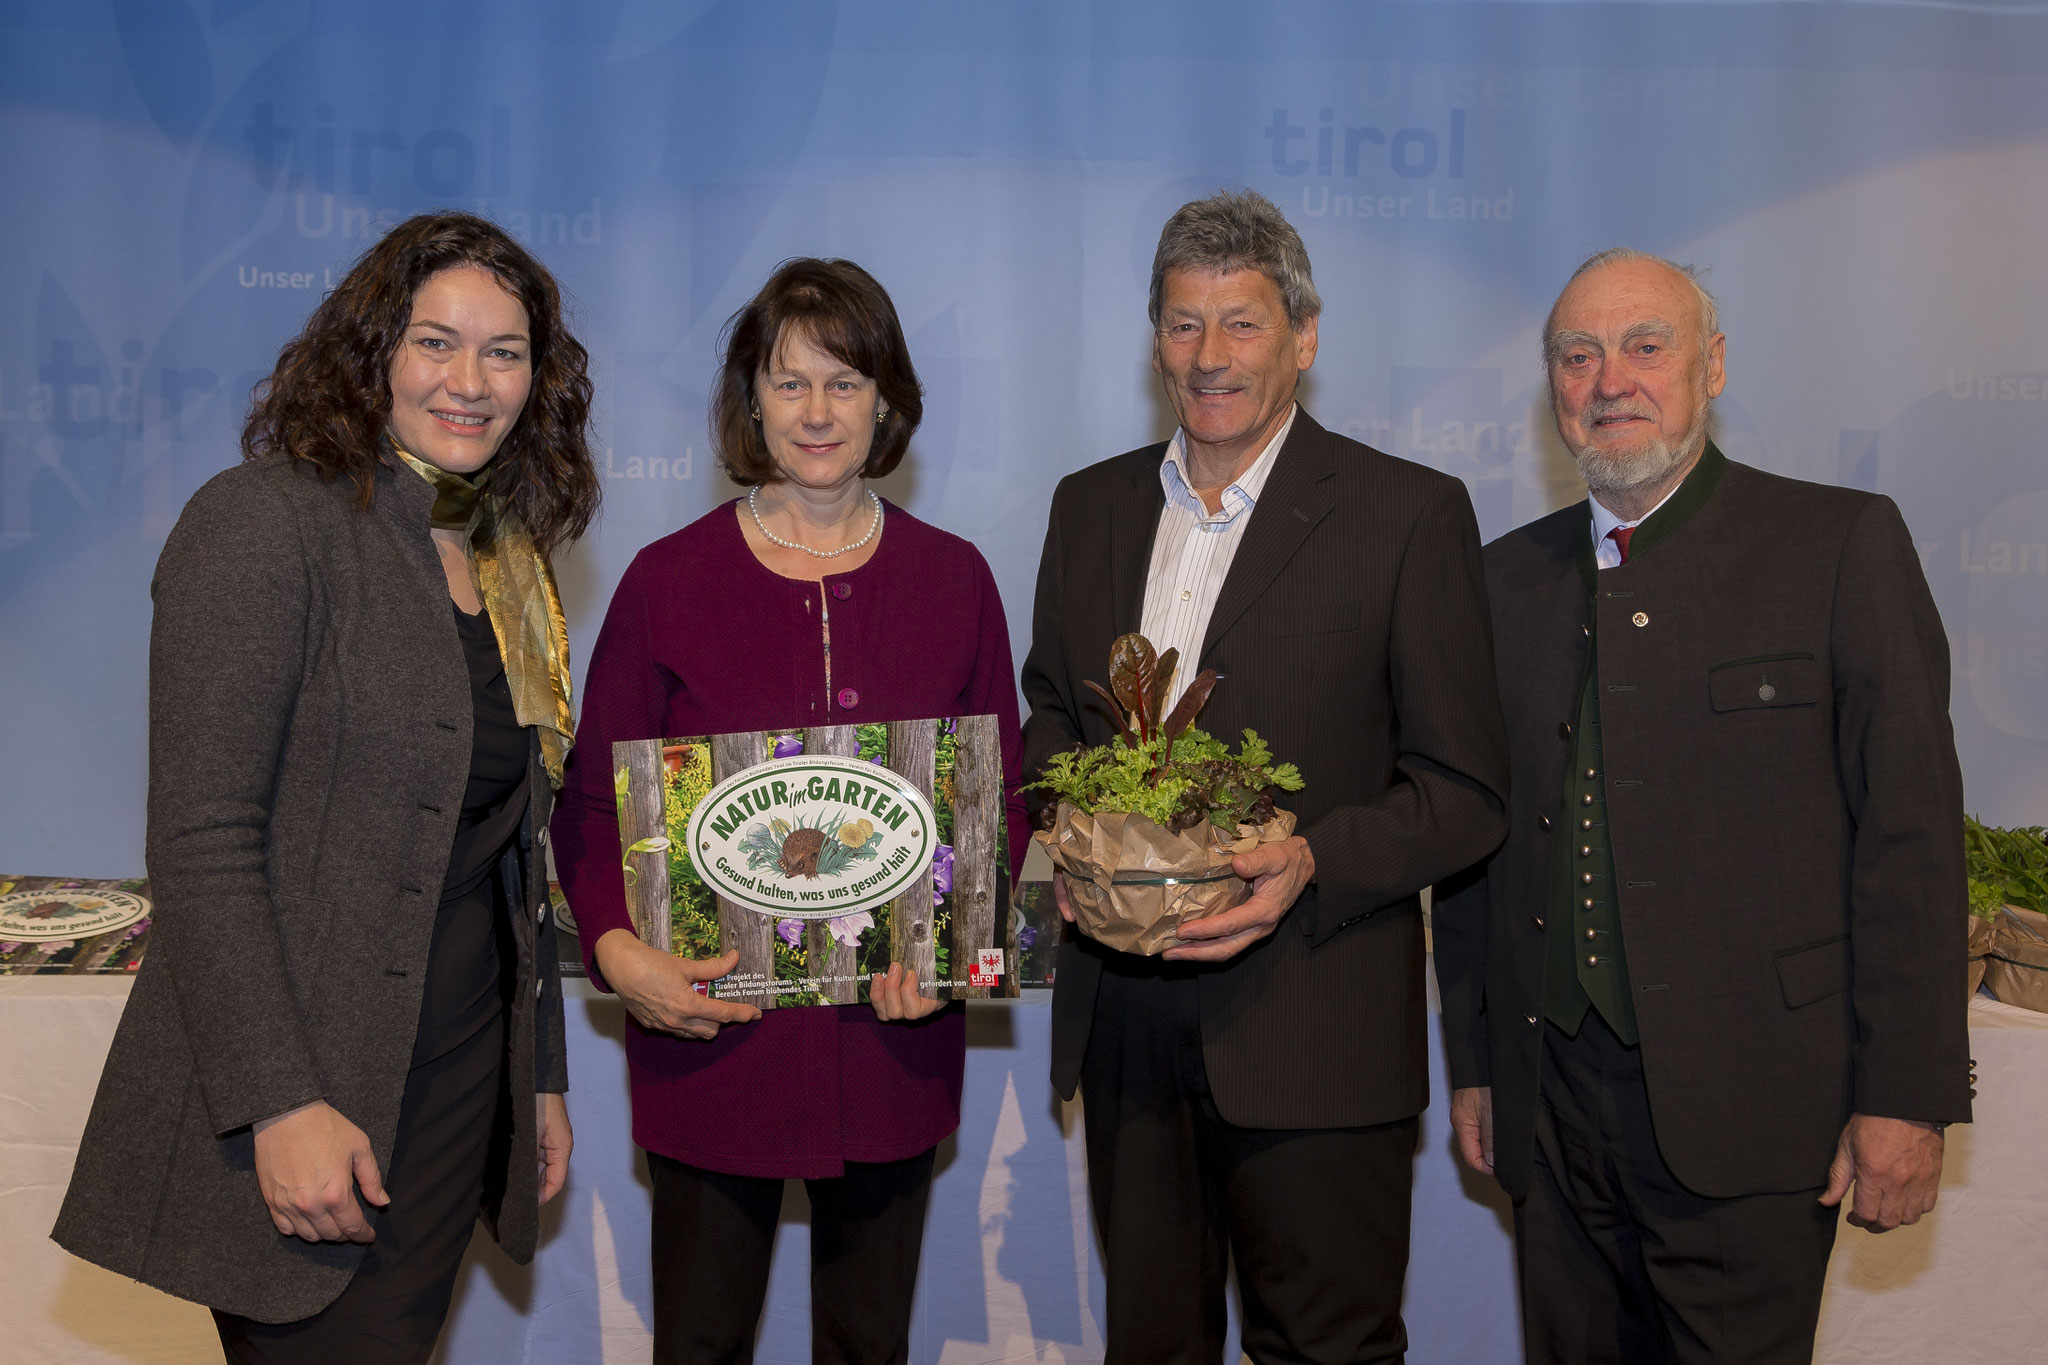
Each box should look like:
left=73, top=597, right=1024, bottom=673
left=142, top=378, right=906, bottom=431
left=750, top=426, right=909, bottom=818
left=615, top=738, right=670, bottom=952
left=710, top=729, right=775, bottom=1008
left=803, top=724, right=862, bottom=1004
left=949, top=713, right=1012, bottom=998
left=885, top=718, right=939, bottom=993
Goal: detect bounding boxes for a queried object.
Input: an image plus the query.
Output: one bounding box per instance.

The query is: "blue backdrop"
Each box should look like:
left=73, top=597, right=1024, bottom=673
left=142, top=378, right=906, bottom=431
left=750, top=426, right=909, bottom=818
left=5, top=1, right=2047, bottom=872
left=4, top=4, right=2046, bottom=1363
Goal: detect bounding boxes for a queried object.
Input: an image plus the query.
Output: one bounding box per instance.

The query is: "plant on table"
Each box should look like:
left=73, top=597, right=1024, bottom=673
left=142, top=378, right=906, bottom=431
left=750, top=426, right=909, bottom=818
left=1964, top=815, right=2048, bottom=921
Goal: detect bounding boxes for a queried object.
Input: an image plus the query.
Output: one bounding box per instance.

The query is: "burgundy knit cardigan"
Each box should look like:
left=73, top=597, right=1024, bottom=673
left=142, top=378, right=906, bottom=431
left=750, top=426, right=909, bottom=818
left=551, top=500, right=1027, bottom=1177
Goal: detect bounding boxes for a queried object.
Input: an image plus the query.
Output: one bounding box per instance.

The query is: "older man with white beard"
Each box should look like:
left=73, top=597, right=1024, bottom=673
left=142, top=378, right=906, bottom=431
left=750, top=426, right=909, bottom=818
left=1431, top=248, right=1973, bottom=1365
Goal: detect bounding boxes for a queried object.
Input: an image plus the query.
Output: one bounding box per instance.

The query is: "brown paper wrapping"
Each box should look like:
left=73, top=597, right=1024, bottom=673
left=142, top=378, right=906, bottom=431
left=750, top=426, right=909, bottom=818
left=1967, top=915, right=1996, bottom=997
left=1982, top=905, right=2048, bottom=1014
left=1034, top=801, right=1298, bottom=955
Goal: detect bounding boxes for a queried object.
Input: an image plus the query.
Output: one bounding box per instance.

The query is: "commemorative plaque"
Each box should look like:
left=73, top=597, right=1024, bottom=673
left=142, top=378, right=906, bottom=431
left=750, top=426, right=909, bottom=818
left=612, top=716, right=1020, bottom=1006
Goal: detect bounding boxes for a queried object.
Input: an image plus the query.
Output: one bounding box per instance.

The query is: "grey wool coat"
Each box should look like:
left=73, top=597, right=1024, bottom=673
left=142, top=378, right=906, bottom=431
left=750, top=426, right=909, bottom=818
left=52, top=454, right=569, bottom=1323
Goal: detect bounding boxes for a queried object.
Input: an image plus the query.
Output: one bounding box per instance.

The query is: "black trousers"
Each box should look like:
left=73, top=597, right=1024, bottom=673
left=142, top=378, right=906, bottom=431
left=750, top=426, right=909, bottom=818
left=647, top=1147, right=938, bottom=1365
left=213, top=1006, right=507, bottom=1365
left=1518, top=1013, right=1840, bottom=1365
left=1079, top=964, right=1416, bottom=1365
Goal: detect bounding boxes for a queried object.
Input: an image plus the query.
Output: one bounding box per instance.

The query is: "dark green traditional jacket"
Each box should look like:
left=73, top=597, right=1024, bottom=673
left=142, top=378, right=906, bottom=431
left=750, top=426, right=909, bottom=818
left=1436, top=439, right=1973, bottom=1203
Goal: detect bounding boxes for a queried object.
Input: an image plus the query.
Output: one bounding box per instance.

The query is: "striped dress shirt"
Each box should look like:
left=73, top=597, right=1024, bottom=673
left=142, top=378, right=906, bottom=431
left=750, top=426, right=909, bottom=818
left=1139, top=405, right=1298, bottom=706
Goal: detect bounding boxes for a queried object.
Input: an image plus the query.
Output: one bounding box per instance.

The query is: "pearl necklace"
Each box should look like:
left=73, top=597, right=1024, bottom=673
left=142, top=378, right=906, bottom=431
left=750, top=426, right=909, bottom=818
left=747, top=486, right=884, bottom=559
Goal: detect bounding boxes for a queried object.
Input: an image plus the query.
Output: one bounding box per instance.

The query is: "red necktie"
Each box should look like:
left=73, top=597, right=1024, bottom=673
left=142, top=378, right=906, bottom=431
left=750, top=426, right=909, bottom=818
left=1607, top=525, right=1635, bottom=565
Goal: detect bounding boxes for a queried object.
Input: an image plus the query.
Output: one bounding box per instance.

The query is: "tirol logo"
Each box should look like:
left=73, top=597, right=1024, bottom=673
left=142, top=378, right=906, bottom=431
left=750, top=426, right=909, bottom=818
left=687, top=755, right=937, bottom=920
left=0, top=889, right=151, bottom=942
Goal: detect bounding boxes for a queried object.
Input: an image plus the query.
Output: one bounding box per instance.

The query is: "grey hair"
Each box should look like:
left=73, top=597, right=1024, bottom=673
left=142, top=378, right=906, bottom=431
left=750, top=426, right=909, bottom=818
left=1544, top=247, right=1720, bottom=366
left=1149, top=189, right=1322, bottom=331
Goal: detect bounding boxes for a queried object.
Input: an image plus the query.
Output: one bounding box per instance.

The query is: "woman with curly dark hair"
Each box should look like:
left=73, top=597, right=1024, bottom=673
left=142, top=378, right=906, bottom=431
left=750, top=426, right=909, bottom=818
left=54, top=212, right=599, bottom=1364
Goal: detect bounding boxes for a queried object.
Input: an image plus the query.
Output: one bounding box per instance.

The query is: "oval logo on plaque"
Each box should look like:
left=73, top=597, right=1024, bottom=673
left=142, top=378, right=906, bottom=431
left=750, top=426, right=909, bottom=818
left=0, top=888, right=151, bottom=942
left=686, top=755, right=937, bottom=920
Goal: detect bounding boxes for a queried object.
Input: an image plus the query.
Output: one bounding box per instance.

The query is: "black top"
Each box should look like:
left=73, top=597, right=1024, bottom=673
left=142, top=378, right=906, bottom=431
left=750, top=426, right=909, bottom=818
left=413, top=601, right=531, bottom=1066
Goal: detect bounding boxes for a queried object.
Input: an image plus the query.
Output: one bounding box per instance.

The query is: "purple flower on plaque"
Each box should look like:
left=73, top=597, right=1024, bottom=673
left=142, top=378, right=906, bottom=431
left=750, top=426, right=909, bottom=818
left=825, top=911, right=874, bottom=947
left=1017, top=924, right=1038, bottom=951
left=125, top=920, right=151, bottom=939
left=773, top=734, right=804, bottom=758
left=868, top=755, right=883, bottom=766
left=775, top=919, right=802, bottom=948
left=931, top=844, right=955, bottom=906
left=0, top=942, right=22, bottom=954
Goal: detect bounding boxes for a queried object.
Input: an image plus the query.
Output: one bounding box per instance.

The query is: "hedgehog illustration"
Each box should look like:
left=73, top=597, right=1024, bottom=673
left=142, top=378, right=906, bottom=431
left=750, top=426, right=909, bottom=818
left=777, top=826, right=828, bottom=878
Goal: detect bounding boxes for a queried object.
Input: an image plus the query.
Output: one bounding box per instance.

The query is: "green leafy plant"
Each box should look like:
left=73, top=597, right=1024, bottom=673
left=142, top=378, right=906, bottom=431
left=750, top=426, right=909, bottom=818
left=662, top=749, right=722, bottom=960
left=1080, top=634, right=1222, bottom=783
left=1031, top=633, right=1302, bottom=834
left=935, top=725, right=959, bottom=844
left=736, top=821, right=784, bottom=873
left=1965, top=815, right=2048, bottom=922
left=810, top=811, right=885, bottom=877
left=733, top=810, right=885, bottom=878
left=619, top=834, right=670, bottom=887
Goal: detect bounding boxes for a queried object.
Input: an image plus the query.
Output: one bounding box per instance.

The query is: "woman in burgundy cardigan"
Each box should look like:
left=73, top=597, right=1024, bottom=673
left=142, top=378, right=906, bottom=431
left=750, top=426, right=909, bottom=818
left=551, top=258, right=1026, bottom=1363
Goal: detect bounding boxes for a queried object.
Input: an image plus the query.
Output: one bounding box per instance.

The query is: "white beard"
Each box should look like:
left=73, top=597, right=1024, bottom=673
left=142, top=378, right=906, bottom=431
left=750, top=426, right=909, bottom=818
left=1568, top=397, right=1710, bottom=499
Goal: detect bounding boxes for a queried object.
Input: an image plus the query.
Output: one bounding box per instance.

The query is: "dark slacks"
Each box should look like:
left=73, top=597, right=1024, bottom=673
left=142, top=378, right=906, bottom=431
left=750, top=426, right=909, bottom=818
left=213, top=1006, right=507, bottom=1365
left=1079, top=963, right=1416, bottom=1365
left=1518, top=1012, right=1839, bottom=1365
left=646, top=1147, right=938, bottom=1365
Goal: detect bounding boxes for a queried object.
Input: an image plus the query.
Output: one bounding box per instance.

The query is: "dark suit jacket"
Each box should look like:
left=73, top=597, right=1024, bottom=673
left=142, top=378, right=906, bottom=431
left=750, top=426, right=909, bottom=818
left=1433, top=445, right=1974, bottom=1202
left=54, top=456, right=568, bottom=1322
left=1021, top=410, right=1509, bottom=1129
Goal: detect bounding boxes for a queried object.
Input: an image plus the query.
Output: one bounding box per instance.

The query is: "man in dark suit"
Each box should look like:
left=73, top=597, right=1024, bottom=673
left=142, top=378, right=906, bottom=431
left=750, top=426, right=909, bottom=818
left=1432, top=248, right=1973, bottom=1364
left=1020, top=189, right=1509, bottom=1364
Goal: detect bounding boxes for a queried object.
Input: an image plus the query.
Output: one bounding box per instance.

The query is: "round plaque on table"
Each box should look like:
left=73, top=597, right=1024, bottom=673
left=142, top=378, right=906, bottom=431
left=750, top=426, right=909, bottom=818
left=0, top=888, right=152, bottom=943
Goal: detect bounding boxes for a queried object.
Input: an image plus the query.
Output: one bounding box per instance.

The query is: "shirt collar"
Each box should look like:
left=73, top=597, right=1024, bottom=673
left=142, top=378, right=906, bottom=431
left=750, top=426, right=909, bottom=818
left=1588, top=473, right=1682, bottom=548
left=1161, top=404, right=1298, bottom=525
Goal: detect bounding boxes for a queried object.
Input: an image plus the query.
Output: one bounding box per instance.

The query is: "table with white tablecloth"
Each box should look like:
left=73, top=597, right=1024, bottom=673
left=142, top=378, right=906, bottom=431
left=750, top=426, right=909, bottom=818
left=3, top=974, right=2039, bottom=1364
left=1814, top=995, right=2048, bottom=1363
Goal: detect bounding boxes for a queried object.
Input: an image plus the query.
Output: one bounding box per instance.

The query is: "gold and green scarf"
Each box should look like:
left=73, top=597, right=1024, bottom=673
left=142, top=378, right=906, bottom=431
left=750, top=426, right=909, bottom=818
left=392, top=440, right=575, bottom=787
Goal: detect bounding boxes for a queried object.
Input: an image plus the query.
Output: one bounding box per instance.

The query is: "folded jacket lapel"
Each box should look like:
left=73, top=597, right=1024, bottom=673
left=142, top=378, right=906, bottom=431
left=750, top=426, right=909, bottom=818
left=1200, top=413, right=1337, bottom=662
left=1110, top=448, right=1167, bottom=638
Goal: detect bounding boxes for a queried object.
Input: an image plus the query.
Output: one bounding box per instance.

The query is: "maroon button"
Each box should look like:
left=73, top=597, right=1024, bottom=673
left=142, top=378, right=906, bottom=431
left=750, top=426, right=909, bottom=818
left=837, top=688, right=859, bottom=709
left=832, top=582, right=852, bottom=600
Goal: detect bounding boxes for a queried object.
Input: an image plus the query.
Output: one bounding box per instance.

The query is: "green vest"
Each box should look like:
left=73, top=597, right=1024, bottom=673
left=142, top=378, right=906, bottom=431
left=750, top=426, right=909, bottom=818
left=1544, top=645, right=1639, bottom=1044
left=1542, top=443, right=1729, bottom=1047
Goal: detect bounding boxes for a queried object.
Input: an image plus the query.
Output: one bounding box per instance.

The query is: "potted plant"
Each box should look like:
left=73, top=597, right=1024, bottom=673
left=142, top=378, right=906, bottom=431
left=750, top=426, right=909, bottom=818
left=1965, top=816, right=2048, bottom=1010
left=1029, top=633, right=1303, bottom=954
